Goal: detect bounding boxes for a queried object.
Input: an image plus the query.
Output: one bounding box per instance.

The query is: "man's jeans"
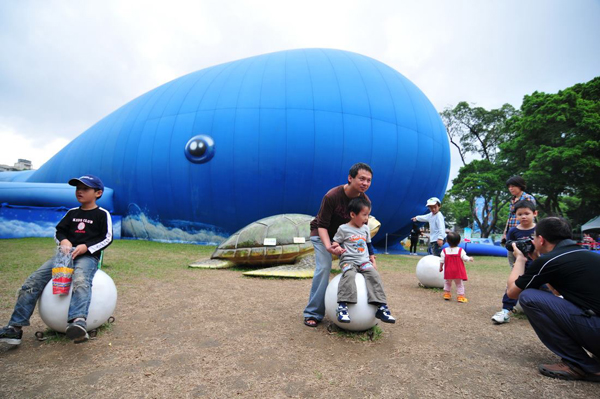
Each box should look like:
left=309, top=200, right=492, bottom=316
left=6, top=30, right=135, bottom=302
left=9, top=255, right=99, bottom=326
left=303, top=236, right=332, bottom=321
left=519, top=289, right=600, bottom=374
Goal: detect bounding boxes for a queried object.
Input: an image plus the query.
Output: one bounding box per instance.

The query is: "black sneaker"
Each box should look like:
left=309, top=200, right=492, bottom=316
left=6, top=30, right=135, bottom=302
left=66, top=319, right=89, bottom=343
left=0, top=326, right=23, bottom=345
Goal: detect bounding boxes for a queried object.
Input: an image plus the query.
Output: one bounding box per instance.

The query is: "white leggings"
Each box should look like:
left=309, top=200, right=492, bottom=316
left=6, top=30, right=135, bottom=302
left=444, top=279, right=465, bottom=295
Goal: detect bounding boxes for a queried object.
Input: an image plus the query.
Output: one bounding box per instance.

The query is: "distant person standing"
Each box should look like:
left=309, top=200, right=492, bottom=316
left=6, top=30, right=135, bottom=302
left=582, top=233, right=595, bottom=250
left=409, top=222, right=422, bottom=255
left=412, top=197, right=445, bottom=256
left=502, top=176, right=536, bottom=267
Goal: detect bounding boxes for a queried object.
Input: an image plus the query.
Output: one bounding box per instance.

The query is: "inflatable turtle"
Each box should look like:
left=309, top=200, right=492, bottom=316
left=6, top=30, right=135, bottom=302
left=189, top=213, right=382, bottom=278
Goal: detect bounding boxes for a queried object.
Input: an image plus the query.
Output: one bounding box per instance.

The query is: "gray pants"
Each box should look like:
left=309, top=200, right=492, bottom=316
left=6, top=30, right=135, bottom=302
left=337, top=262, right=387, bottom=305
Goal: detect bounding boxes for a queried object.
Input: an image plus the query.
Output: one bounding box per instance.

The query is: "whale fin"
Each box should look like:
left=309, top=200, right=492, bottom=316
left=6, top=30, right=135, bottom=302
left=188, top=258, right=235, bottom=269
left=242, top=255, right=316, bottom=278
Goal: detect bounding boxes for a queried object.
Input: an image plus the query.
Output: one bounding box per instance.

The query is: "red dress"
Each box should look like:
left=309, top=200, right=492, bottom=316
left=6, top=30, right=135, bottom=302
left=442, top=248, right=468, bottom=280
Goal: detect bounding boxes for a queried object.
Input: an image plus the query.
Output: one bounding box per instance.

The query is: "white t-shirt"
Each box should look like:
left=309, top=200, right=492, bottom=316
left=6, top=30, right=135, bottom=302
left=415, top=211, right=446, bottom=241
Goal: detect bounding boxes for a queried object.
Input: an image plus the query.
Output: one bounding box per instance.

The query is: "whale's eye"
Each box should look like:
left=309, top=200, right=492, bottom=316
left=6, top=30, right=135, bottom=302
left=185, top=135, right=215, bottom=164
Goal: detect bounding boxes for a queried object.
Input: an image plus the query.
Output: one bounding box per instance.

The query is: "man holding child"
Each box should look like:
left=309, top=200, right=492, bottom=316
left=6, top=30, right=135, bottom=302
left=303, top=163, right=374, bottom=327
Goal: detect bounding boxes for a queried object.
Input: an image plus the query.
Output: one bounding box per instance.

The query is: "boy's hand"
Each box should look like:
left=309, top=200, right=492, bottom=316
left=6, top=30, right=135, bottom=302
left=411, top=217, right=417, bottom=222
left=437, top=239, right=443, bottom=247
left=328, top=242, right=345, bottom=256
left=60, top=240, right=73, bottom=254
left=72, top=244, right=88, bottom=259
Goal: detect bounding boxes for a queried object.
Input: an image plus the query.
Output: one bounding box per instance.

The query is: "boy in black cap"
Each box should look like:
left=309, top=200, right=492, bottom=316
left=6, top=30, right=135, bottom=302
left=0, top=175, right=113, bottom=345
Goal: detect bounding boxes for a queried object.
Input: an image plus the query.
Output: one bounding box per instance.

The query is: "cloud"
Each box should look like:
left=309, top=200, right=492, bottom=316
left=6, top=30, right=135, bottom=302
left=0, top=0, right=599, bottom=190
left=0, top=128, right=69, bottom=169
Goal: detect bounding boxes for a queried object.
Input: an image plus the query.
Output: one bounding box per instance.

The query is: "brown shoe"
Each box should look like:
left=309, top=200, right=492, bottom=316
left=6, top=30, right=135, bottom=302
left=538, top=362, right=586, bottom=380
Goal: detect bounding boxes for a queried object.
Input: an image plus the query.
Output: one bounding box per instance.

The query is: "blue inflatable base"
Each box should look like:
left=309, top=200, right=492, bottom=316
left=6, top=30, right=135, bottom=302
left=375, top=241, right=508, bottom=257
left=442, top=242, right=507, bottom=257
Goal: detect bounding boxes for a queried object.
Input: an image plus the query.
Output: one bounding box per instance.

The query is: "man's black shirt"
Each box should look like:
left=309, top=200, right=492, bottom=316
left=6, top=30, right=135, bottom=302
left=515, top=239, right=600, bottom=315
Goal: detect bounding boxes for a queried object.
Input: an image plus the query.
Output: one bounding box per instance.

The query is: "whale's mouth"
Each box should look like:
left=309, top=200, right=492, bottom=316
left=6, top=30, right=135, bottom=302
left=185, top=135, right=215, bottom=164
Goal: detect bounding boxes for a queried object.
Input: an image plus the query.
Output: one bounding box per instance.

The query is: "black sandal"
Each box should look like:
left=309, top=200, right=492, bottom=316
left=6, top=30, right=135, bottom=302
left=304, top=317, right=319, bottom=327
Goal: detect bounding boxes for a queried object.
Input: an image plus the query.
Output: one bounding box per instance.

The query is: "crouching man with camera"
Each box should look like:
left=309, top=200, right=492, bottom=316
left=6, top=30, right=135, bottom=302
left=507, top=217, right=600, bottom=382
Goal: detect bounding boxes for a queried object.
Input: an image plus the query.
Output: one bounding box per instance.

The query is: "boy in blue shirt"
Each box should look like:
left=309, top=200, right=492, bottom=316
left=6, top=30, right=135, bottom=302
left=492, top=200, right=537, bottom=324
left=0, top=175, right=113, bottom=344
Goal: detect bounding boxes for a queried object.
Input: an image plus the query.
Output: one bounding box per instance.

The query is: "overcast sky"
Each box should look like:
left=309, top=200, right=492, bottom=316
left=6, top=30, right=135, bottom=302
left=1, top=0, right=598, bottom=187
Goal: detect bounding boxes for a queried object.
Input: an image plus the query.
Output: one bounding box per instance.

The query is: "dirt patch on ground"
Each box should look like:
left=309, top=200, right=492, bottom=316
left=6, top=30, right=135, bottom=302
left=1, top=259, right=598, bottom=398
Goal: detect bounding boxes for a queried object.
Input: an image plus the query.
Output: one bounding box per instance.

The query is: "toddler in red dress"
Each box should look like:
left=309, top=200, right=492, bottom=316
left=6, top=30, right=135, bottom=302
left=439, top=232, right=473, bottom=303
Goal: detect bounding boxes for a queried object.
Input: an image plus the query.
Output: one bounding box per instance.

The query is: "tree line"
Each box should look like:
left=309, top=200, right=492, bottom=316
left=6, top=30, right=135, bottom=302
left=441, top=76, right=600, bottom=237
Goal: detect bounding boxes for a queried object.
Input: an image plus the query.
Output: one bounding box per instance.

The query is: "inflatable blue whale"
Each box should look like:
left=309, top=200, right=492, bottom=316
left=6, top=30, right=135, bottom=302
left=0, top=49, right=450, bottom=244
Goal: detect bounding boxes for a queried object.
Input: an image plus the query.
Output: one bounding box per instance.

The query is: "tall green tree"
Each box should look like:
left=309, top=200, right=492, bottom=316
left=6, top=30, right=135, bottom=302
left=500, top=77, right=600, bottom=222
left=442, top=195, right=472, bottom=229
left=449, top=160, right=510, bottom=237
left=441, top=102, right=516, bottom=236
left=441, top=101, right=517, bottom=164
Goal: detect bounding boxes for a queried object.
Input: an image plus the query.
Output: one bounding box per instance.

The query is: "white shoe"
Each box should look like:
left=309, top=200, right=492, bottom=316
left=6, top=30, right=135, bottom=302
left=491, top=311, right=510, bottom=324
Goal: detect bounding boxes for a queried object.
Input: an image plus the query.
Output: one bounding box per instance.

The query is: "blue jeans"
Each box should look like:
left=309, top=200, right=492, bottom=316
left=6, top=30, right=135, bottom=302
left=502, top=291, right=518, bottom=311
left=303, top=236, right=332, bottom=321
left=501, top=256, right=534, bottom=311
left=430, top=241, right=442, bottom=256
left=519, top=289, right=600, bottom=374
left=9, top=255, right=99, bottom=327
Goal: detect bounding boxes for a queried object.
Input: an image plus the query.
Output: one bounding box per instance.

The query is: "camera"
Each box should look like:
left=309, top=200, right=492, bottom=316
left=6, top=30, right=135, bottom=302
left=505, top=238, right=534, bottom=254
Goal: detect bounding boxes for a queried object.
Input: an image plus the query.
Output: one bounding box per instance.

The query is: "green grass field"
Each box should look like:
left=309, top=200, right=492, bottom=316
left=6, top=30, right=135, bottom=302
left=0, top=237, right=509, bottom=312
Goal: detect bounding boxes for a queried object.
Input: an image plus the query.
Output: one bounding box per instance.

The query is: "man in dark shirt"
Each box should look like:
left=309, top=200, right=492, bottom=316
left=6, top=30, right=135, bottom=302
left=303, top=163, right=373, bottom=327
left=507, top=217, right=600, bottom=382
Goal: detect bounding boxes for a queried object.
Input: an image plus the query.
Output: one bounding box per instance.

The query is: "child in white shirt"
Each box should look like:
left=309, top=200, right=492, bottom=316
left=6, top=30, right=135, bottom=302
left=412, top=197, right=445, bottom=256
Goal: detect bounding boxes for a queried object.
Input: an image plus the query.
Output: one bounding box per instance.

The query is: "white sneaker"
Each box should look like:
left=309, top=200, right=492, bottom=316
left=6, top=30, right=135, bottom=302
left=336, top=305, right=351, bottom=323
left=491, top=311, right=510, bottom=324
